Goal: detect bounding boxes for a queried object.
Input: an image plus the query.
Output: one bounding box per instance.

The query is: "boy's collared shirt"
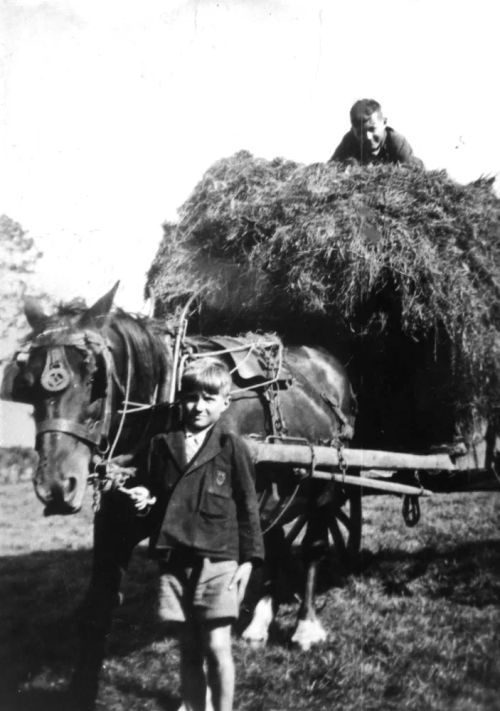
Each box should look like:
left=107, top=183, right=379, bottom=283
left=184, top=425, right=212, bottom=463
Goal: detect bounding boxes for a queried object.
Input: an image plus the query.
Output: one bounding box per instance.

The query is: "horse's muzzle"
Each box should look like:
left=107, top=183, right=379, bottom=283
left=34, top=433, right=91, bottom=515
left=34, top=473, right=82, bottom=515
left=34, top=464, right=86, bottom=515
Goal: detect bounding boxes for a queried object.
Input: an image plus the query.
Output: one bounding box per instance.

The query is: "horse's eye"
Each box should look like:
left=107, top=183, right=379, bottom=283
left=85, top=400, right=102, bottom=419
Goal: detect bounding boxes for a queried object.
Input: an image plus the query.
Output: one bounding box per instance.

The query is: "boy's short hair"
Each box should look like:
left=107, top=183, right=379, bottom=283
left=350, top=99, right=383, bottom=125
left=180, top=357, right=232, bottom=397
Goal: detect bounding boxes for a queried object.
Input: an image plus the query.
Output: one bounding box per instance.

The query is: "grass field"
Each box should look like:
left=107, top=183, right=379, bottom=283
left=1, top=478, right=499, bottom=711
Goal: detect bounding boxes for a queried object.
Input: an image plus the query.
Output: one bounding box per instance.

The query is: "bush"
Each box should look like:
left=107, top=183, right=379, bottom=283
left=0, top=446, right=37, bottom=483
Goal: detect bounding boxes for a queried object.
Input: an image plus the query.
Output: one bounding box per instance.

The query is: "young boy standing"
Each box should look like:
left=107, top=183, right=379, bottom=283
left=128, top=357, right=264, bottom=711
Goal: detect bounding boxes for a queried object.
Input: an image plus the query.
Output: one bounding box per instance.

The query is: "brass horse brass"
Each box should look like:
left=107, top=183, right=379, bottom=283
left=40, top=347, right=72, bottom=392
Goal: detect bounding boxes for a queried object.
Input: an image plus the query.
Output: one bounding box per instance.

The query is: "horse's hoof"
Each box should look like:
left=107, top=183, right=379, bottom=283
left=177, top=687, right=214, bottom=711
left=241, top=619, right=269, bottom=647
left=291, top=618, right=327, bottom=651
left=241, top=595, right=273, bottom=647
left=242, top=634, right=268, bottom=649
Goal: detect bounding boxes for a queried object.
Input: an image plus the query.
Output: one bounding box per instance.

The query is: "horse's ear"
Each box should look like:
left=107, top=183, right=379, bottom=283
left=78, top=281, right=120, bottom=328
left=24, top=296, right=48, bottom=332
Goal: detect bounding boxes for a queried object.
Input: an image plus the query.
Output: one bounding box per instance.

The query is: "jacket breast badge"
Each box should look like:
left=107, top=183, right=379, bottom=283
left=215, top=470, right=226, bottom=486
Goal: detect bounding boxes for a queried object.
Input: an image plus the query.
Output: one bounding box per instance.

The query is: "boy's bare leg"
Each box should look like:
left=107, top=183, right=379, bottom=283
left=203, top=622, right=234, bottom=711
left=179, top=622, right=207, bottom=711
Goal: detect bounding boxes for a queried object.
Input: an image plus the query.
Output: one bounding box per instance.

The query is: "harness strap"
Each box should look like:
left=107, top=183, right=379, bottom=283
left=36, top=418, right=102, bottom=447
left=105, top=338, right=131, bottom=461
left=100, top=344, right=117, bottom=449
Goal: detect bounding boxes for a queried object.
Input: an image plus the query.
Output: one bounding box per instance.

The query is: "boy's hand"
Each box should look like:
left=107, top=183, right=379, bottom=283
left=123, top=486, right=156, bottom=513
left=228, top=561, right=253, bottom=604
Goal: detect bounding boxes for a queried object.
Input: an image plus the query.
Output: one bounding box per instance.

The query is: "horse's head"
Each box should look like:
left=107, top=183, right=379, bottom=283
left=6, top=284, right=120, bottom=515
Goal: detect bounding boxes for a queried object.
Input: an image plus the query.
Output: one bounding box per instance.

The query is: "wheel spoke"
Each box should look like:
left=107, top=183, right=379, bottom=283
left=334, top=507, right=350, bottom=529
left=285, top=514, right=307, bottom=544
left=329, top=516, right=347, bottom=558
left=328, top=485, right=362, bottom=565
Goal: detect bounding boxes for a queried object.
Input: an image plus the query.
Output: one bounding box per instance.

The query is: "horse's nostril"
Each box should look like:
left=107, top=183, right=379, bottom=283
left=64, top=477, right=77, bottom=497
left=33, top=477, right=52, bottom=504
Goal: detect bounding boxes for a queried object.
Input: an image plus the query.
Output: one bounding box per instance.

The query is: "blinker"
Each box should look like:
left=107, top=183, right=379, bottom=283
left=15, top=351, right=30, bottom=366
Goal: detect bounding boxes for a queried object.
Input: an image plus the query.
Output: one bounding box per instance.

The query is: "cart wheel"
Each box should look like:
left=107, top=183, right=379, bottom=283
left=328, top=484, right=362, bottom=568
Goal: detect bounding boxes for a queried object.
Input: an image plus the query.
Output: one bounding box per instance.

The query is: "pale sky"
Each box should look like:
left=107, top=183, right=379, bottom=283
left=1, top=0, right=499, bottom=315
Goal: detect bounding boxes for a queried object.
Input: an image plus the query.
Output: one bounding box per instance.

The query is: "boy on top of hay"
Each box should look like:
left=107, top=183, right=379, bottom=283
left=128, top=357, right=264, bottom=711
left=329, top=98, right=424, bottom=167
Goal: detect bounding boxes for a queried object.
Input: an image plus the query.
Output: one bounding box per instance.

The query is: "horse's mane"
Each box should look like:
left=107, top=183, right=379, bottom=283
left=107, top=309, right=171, bottom=400
left=46, top=301, right=172, bottom=401
left=56, top=298, right=88, bottom=316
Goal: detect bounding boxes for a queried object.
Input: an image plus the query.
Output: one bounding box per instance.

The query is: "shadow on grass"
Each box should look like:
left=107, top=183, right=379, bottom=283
left=1, top=686, right=181, bottom=711
left=360, top=539, right=500, bottom=605
left=111, top=678, right=181, bottom=711
left=4, top=535, right=497, bottom=710
left=0, top=688, right=70, bottom=711
left=2, top=541, right=336, bottom=706
left=0, top=546, right=170, bottom=708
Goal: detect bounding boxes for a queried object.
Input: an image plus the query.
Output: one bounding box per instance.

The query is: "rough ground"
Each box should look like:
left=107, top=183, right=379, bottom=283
left=1, top=475, right=499, bottom=711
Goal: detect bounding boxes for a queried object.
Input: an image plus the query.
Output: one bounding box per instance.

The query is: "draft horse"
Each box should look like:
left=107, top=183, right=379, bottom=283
left=4, top=284, right=360, bottom=710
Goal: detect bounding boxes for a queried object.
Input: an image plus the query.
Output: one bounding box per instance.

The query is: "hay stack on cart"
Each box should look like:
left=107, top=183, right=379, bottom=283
left=146, top=151, right=500, bottom=456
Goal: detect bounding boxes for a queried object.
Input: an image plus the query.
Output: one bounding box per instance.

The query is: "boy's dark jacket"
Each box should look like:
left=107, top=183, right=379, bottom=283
left=329, top=126, right=423, bottom=167
left=147, top=421, right=264, bottom=564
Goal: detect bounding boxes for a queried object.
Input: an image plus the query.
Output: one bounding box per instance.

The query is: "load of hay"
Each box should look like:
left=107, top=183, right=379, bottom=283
left=147, top=151, right=500, bottom=451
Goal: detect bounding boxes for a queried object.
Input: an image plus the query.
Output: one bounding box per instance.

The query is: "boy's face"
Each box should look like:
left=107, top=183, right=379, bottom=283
left=181, top=389, right=230, bottom=432
left=351, top=110, right=387, bottom=156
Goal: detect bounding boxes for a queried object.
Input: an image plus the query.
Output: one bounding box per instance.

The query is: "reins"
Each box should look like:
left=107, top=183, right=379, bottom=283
left=105, top=337, right=132, bottom=462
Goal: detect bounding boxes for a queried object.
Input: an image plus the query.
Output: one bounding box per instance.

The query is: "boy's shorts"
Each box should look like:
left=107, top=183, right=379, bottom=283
left=158, top=556, right=239, bottom=623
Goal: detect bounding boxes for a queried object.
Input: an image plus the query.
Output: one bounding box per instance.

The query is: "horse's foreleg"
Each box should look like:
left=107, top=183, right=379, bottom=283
left=71, top=497, right=143, bottom=710
left=70, top=562, right=124, bottom=711
left=240, top=592, right=275, bottom=648
left=240, top=526, right=284, bottom=647
left=291, top=509, right=328, bottom=651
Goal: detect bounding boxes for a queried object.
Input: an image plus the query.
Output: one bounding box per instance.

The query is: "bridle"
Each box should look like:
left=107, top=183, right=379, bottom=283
left=17, top=326, right=118, bottom=454
left=15, top=325, right=141, bottom=509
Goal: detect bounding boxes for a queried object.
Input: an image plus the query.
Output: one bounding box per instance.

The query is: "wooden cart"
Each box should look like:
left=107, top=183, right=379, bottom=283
left=243, top=434, right=500, bottom=564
